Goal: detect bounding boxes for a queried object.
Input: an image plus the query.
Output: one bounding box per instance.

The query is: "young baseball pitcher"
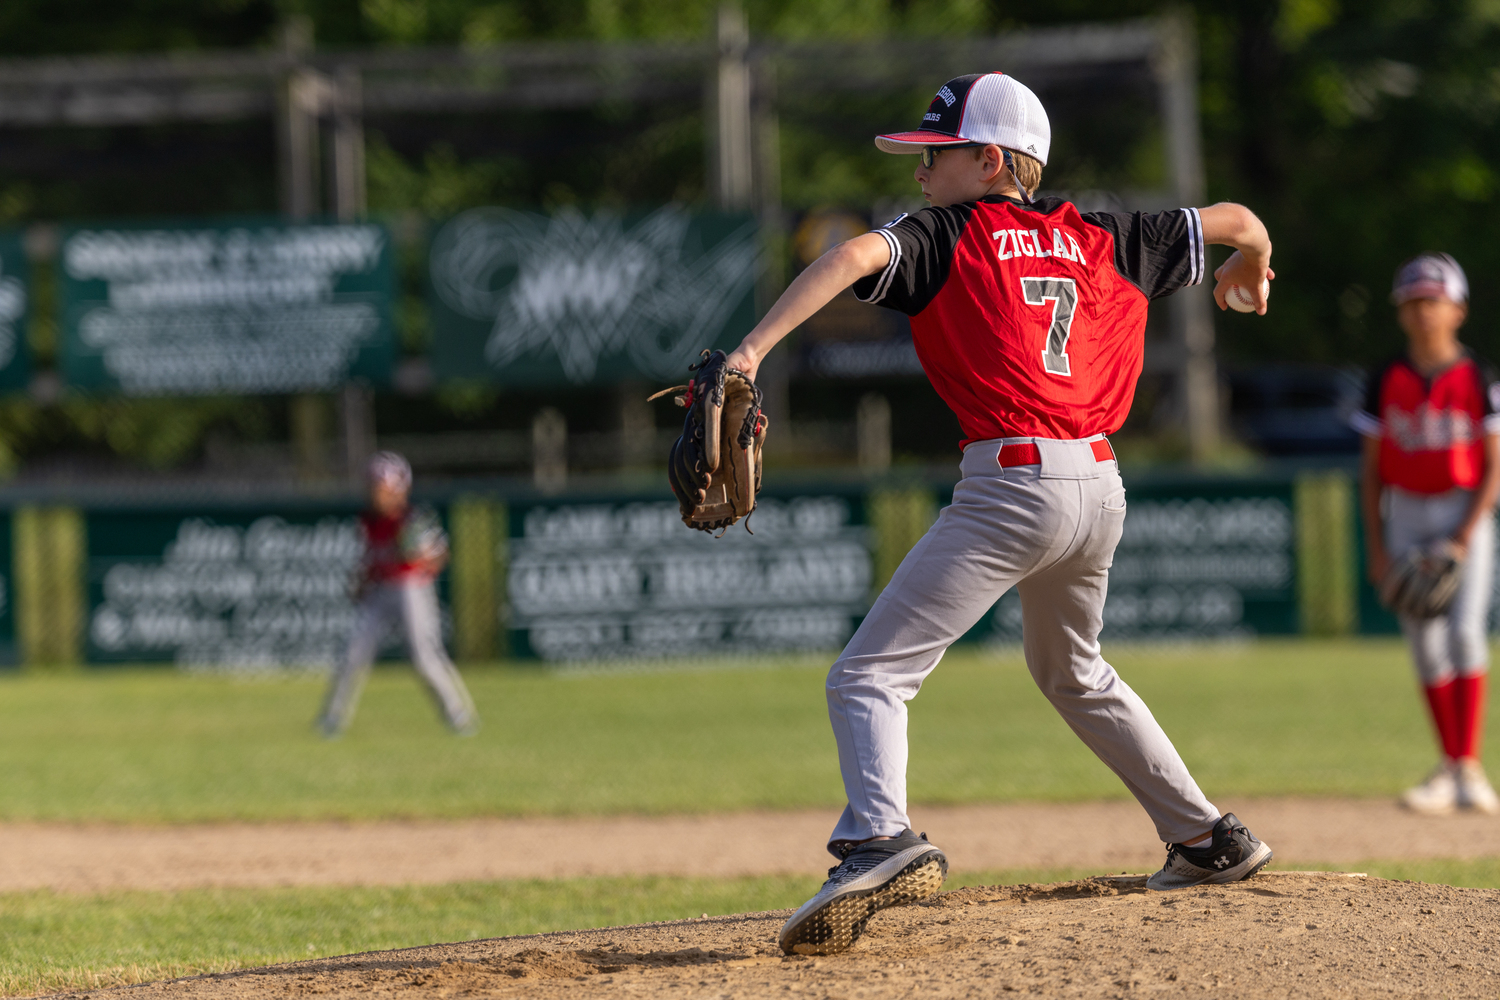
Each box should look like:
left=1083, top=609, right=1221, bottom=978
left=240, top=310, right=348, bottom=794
left=318, top=451, right=479, bottom=738
left=1355, top=254, right=1500, bottom=814
left=721, top=73, right=1276, bottom=955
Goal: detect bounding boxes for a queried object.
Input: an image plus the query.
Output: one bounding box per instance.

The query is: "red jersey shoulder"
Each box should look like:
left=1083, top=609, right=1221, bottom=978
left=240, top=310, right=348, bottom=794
left=1374, top=355, right=1495, bottom=424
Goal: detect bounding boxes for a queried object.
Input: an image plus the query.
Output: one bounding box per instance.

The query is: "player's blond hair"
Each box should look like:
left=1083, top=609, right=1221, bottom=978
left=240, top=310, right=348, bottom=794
left=996, top=148, right=1042, bottom=198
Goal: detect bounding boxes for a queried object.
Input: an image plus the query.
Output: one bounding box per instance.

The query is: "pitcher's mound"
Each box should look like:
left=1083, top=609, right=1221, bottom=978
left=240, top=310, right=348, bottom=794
left=52, top=872, right=1500, bottom=999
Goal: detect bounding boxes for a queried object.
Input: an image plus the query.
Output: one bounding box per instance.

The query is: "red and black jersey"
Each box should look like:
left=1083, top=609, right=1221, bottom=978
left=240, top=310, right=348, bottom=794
left=851, top=194, right=1205, bottom=445
left=360, top=508, right=435, bottom=581
left=1354, top=351, right=1500, bottom=494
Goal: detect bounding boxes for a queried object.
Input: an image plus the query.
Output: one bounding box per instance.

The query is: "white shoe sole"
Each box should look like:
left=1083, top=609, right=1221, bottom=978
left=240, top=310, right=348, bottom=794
left=778, top=846, right=947, bottom=955
left=1146, top=841, right=1273, bottom=891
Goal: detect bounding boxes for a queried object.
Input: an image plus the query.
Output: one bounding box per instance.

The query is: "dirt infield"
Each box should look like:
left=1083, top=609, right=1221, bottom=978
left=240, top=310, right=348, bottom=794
left=6, top=797, right=1500, bottom=893
left=46, top=872, right=1500, bottom=999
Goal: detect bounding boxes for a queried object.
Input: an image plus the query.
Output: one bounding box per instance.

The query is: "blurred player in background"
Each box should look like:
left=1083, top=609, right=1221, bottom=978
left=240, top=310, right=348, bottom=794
left=317, top=451, right=479, bottom=738
left=1356, top=254, right=1500, bottom=814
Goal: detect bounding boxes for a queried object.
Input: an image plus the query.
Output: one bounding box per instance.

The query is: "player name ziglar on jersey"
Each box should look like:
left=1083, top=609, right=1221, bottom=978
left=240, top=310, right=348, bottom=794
left=992, top=225, right=1087, bottom=263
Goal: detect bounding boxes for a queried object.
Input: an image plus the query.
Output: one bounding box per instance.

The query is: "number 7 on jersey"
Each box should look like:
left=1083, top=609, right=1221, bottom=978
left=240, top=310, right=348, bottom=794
left=1021, top=277, right=1078, bottom=377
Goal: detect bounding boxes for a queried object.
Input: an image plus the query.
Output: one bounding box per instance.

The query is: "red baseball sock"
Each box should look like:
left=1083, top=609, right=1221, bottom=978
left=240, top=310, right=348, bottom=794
left=1424, top=679, right=1461, bottom=761
left=1456, top=674, right=1488, bottom=760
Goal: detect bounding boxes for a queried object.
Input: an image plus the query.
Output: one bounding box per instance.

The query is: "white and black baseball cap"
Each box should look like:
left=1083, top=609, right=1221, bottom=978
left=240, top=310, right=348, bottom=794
left=875, top=72, right=1050, bottom=166
left=1392, top=253, right=1468, bottom=305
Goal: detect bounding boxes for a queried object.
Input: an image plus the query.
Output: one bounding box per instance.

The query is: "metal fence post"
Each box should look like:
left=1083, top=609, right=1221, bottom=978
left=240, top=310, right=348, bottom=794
left=1155, top=12, right=1220, bottom=464
left=449, top=497, right=499, bottom=663
left=857, top=393, right=892, bottom=472
left=332, top=65, right=366, bottom=222
left=276, top=16, right=318, bottom=221
left=868, top=489, right=937, bottom=597
left=15, top=506, right=84, bottom=669
left=532, top=408, right=567, bottom=494
left=712, top=5, right=754, bottom=213
left=1295, top=471, right=1356, bottom=636
left=750, top=41, right=790, bottom=433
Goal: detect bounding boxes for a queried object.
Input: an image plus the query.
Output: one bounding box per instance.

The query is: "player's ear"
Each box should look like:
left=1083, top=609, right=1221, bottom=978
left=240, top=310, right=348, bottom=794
left=977, top=144, right=1004, bottom=182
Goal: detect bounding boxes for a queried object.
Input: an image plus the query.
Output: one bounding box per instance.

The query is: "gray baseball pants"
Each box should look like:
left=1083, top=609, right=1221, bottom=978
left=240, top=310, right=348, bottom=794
left=319, top=578, right=479, bottom=735
left=827, top=436, right=1220, bottom=849
left=1385, top=487, right=1495, bottom=684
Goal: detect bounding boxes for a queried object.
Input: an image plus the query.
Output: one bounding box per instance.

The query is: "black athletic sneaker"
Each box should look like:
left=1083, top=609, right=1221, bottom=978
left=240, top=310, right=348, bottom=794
left=778, top=829, right=948, bottom=955
left=1145, top=812, right=1273, bottom=891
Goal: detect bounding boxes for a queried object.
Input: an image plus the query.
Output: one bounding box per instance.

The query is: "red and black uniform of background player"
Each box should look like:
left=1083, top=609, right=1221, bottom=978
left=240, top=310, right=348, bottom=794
left=1355, top=351, right=1500, bottom=495
left=852, top=196, right=1205, bottom=441
left=1356, top=348, right=1500, bottom=768
left=358, top=509, right=429, bottom=583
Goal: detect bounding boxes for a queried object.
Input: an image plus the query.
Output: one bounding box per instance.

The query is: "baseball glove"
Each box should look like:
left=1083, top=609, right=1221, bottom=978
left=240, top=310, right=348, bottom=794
left=399, top=504, right=449, bottom=563
left=1380, top=540, right=1464, bottom=619
left=649, top=349, right=768, bottom=534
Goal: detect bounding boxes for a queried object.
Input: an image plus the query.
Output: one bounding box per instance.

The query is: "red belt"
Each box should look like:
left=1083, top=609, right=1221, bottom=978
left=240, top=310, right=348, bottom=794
left=998, top=439, right=1115, bottom=468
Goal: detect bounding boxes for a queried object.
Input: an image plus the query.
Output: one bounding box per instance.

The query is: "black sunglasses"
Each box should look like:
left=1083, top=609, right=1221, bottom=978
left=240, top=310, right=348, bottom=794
left=920, top=143, right=982, bottom=168
left=920, top=144, right=1032, bottom=204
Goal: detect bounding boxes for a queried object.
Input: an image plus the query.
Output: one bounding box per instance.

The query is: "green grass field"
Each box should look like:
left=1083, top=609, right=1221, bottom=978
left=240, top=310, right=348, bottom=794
left=0, top=638, right=1469, bottom=822
left=0, top=637, right=1488, bottom=996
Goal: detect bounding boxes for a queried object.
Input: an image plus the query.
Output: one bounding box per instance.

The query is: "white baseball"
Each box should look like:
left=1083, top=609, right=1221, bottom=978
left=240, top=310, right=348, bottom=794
left=1227, top=279, right=1269, bottom=314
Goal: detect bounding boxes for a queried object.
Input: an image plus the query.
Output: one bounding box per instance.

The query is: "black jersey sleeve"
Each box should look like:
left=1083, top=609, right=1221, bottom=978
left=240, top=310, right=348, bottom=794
left=1474, top=354, right=1500, bottom=434
left=1351, top=363, right=1387, bottom=438
left=1079, top=207, right=1206, bottom=300
left=851, top=204, right=974, bottom=316
left=1354, top=356, right=1408, bottom=438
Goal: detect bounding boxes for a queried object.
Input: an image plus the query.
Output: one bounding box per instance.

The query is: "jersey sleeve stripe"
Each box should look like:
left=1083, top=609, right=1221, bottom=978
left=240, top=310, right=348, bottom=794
left=1181, top=207, right=1204, bottom=286
left=1350, top=409, right=1383, bottom=438
left=853, top=227, right=902, bottom=305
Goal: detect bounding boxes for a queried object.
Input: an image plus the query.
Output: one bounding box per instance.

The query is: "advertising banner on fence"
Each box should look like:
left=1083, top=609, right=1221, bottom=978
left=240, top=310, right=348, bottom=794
left=86, top=508, right=447, bottom=669
left=505, top=495, right=871, bottom=660
left=988, top=480, right=1298, bottom=641
left=60, top=221, right=396, bottom=395
left=428, top=206, right=759, bottom=386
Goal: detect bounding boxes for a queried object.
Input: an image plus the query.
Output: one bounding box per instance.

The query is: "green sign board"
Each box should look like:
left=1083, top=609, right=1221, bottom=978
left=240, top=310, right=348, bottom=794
left=501, top=477, right=1301, bottom=662
left=0, top=232, right=31, bottom=392
left=60, top=221, right=396, bottom=395
left=428, top=206, right=760, bottom=386
left=504, top=494, right=870, bottom=661
left=987, top=480, right=1299, bottom=641
left=86, top=507, right=448, bottom=669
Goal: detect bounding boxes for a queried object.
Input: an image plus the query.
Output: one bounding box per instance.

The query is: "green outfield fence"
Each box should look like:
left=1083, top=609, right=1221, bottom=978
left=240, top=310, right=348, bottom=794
left=0, top=465, right=1386, bottom=670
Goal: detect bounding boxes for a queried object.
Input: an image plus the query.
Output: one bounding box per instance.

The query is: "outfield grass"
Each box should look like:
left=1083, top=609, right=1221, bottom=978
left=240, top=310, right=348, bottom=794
left=7, top=858, right=1500, bottom=997
left=0, top=638, right=1472, bottom=822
